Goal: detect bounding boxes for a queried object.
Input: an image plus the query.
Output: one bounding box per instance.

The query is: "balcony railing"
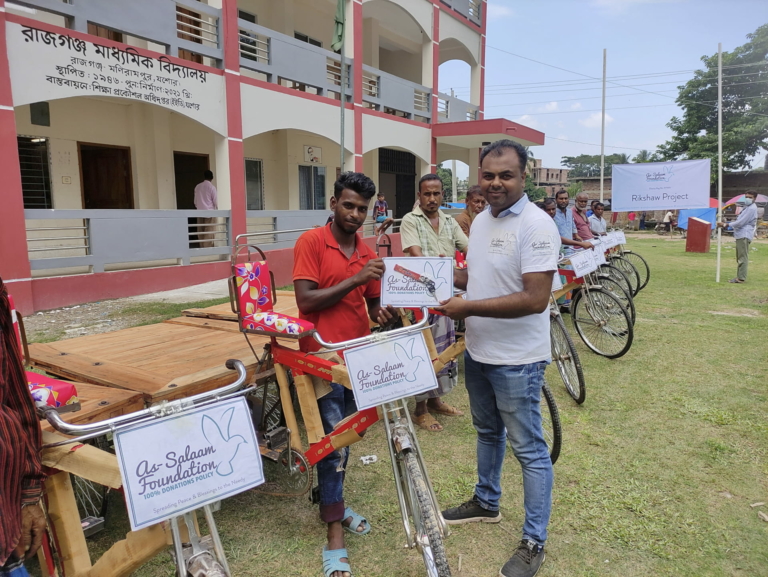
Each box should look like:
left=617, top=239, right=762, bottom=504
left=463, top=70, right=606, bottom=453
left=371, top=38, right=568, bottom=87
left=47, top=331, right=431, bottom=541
left=439, top=0, right=482, bottom=26
left=362, top=66, right=431, bottom=123
left=25, top=210, right=230, bottom=275
left=238, top=19, right=351, bottom=99
left=436, top=92, right=479, bottom=123
left=12, top=0, right=223, bottom=63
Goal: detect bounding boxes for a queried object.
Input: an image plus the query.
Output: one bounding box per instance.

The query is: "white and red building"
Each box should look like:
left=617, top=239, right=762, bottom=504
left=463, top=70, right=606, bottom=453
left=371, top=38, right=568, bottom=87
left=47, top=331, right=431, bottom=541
left=0, top=0, right=544, bottom=314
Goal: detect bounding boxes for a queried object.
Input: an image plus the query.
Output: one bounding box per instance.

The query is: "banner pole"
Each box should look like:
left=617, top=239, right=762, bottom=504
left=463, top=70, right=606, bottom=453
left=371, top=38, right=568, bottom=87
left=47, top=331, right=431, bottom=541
left=599, top=48, right=606, bottom=204
left=716, top=42, right=723, bottom=283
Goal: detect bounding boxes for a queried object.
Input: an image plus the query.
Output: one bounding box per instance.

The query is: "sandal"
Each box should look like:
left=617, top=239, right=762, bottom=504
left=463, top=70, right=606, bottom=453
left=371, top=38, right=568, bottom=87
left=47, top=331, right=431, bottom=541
left=728, top=278, right=744, bottom=283
left=428, top=401, right=464, bottom=416
left=413, top=412, right=443, bottom=432
left=323, top=546, right=352, bottom=577
left=343, top=507, right=371, bottom=535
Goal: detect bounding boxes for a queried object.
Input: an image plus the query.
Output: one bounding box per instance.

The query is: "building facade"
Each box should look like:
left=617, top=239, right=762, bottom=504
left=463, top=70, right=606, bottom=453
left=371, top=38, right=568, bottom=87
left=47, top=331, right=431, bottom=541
left=531, top=158, right=569, bottom=196
left=0, top=0, right=544, bottom=313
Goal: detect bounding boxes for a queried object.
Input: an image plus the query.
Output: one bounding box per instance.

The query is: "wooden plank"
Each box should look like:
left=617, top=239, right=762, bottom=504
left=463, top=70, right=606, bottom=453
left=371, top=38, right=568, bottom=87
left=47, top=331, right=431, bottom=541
left=41, top=431, right=122, bottom=489
left=553, top=282, right=580, bottom=301
left=87, top=524, right=168, bottom=577
left=293, top=374, right=324, bottom=444
left=40, top=383, right=145, bottom=432
left=29, top=344, right=169, bottom=395
left=44, top=471, right=92, bottom=575
left=162, top=316, right=242, bottom=333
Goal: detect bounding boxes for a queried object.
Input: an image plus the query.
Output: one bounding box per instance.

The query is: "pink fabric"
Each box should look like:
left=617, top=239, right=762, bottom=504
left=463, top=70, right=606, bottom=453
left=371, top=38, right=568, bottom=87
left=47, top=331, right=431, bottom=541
left=27, top=373, right=79, bottom=409
left=572, top=207, right=594, bottom=240
left=194, top=180, right=218, bottom=210
left=234, top=260, right=315, bottom=336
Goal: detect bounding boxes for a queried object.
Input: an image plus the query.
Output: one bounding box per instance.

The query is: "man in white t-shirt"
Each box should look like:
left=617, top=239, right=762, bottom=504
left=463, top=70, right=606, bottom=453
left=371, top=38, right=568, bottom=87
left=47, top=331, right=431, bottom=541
left=588, top=202, right=608, bottom=236
left=436, top=140, right=560, bottom=577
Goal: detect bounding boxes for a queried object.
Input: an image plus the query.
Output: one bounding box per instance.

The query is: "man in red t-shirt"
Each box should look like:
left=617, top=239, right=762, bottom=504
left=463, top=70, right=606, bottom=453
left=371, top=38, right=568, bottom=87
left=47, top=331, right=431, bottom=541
left=293, top=172, right=396, bottom=577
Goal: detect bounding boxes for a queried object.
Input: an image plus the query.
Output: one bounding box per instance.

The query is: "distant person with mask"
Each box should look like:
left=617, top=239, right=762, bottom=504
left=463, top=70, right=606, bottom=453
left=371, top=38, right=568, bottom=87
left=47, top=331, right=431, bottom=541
left=718, top=190, right=758, bottom=283
left=454, top=185, right=487, bottom=237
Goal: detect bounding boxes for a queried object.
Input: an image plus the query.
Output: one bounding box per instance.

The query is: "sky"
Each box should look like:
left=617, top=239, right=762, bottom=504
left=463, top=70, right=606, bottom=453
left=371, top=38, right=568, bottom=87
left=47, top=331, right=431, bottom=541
left=438, top=0, right=768, bottom=179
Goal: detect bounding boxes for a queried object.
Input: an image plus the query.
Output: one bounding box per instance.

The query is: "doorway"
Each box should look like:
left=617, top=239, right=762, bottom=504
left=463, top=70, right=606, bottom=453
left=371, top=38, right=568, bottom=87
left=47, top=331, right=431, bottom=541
left=79, top=143, right=133, bottom=209
left=173, top=152, right=210, bottom=209
left=379, top=148, right=416, bottom=218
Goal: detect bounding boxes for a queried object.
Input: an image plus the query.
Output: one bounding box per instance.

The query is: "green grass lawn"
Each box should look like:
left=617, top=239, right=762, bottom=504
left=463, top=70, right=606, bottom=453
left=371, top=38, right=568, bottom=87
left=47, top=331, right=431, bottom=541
left=41, top=238, right=768, bottom=576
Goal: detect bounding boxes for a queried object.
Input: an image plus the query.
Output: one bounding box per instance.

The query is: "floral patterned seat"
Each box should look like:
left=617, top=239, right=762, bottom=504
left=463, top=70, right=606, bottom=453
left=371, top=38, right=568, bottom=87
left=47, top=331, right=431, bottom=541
left=233, top=260, right=315, bottom=338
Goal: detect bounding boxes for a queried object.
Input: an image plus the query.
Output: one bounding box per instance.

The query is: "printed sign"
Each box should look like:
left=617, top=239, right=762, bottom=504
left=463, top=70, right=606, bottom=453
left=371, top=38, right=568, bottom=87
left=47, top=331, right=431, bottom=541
left=569, top=249, right=598, bottom=278
left=602, top=233, right=617, bottom=249
left=7, top=22, right=226, bottom=135
left=381, top=257, right=453, bottom=307
left=592, top=248, right=607, bottom=266
left=612, top=159, right=711, bottom=211
left=344, top=332, right=439, bottom=410
left=552, top=273, right=564, bottom=292
left=114, top=398, right=263, bottom=530
left=615, top=231, right=627, bottom=245
left=304, top=146, right=322, bottom=164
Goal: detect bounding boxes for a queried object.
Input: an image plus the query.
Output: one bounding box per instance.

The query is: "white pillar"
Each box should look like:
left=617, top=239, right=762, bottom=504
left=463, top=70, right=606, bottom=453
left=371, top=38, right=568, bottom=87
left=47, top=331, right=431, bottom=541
left=213, top=134, right=231, bottom=210
left=470, top=63, right=482, bottom=106
left=468, top=148, right=480, bottom=185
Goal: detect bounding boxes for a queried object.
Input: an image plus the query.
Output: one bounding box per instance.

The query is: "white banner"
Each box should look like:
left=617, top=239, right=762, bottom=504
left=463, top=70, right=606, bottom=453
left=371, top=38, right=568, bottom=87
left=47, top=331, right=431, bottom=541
left=7, top=22, right=227, bottom=135
left=114, top=398, right=263, bottom=530
left=381, top=257, right=453, bottom=307
left=611, top=159, right=711, bottom=212
left=592, top=248, right=607, bottom=266
left=344, top=332, right=438, bottom=410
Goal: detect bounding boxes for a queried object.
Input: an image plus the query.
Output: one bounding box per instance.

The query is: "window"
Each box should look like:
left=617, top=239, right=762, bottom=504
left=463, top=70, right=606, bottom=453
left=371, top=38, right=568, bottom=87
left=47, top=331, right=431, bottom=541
left=17, top=136, right=52, bottom=209
left=294, top=32, right=322, bottom=48
left=30, top=102, right=50, bottom=127
left=298, top=165, right=326, bottom=210
left=238, top=10, right=256, bottom=24
left=87, top=23, right=123, bottom=43
left=245, top=158, right=264, bottom=210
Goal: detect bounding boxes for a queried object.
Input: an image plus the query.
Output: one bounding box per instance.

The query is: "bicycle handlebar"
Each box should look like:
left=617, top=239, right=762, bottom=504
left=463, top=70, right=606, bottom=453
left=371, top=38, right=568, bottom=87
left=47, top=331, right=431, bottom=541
left=311, top=307, right=431, bottom=351
left=42, top=360, right=249, bottom=438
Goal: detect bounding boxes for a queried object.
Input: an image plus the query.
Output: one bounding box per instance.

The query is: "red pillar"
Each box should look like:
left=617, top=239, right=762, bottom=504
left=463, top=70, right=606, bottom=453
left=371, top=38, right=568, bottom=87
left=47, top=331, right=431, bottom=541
left=430, top=2, right=440, bottom=171
left=353, top=0, right=363, bottom=172
left=0, top=0, right=34, bottom=311
left=222, top=0, right=246, bottom=238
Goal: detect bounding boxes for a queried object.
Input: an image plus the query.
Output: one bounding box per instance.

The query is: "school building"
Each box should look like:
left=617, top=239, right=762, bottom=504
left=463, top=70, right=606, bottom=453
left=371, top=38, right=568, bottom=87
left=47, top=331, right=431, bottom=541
left=0, top=0, right=544, bottom=313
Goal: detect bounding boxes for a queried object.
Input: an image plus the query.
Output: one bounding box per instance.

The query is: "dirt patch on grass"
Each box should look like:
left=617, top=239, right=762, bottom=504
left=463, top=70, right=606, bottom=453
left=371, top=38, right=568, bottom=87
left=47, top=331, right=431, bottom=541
left=708, top=308, right=762, bottom=318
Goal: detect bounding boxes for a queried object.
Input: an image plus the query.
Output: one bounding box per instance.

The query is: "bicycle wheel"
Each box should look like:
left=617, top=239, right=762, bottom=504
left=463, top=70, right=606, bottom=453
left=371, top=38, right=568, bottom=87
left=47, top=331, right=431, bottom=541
left=72, top=435, right=111, bottom=537
left=571, top=287, right=633, bottom=358
left=549, top=314, right=586, bottom=404
left=609, top=255, right=640, bottom=297
left=598, top=263, right=632, bottom=297
left=622, top=250, right=650, bottom=291
left=540, top=384, right=562, bottom=465
left=595, top=274, right=636, bottom=326
left=403, top=451, right=451, bottom=577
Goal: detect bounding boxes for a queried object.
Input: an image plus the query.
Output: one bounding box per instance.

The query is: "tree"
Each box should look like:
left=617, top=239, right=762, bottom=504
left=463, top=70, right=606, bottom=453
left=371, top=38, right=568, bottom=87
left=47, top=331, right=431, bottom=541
left=566, top=181, right=583, bottom=198
left=634, top=149, right=654, bottom=163
left=561, top=153, right=628, bottom=176
left=524, top=174, right=546, bottom=201
left=656, top=24, right=768, bottom=176
left=436, top=163, right=453, bottom=200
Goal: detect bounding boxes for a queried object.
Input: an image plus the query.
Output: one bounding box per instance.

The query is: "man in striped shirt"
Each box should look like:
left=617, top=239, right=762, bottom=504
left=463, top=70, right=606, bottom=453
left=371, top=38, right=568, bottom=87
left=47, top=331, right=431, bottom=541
left=0, top=279, right=46, bottom=576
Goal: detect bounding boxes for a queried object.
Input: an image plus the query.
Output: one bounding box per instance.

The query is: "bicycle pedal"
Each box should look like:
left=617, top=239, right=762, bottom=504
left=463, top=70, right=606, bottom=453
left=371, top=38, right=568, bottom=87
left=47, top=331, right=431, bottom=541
left=310, top=485, right=320, bottom=505
left=80, top=515, right=105, bottom=537
left=265, top=426, right=289, bottom=450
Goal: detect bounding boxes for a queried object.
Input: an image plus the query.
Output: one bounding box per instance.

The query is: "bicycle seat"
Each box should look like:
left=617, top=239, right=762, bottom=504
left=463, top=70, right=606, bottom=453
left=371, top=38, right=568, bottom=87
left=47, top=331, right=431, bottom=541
left=233, top=260, right=315, bottom=338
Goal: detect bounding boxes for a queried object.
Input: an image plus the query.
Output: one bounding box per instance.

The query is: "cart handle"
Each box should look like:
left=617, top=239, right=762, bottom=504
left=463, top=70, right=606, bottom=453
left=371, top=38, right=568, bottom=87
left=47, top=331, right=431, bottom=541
left=41, top=359, right=249, bottom=437
left=311, top=307, right=430, bottom=351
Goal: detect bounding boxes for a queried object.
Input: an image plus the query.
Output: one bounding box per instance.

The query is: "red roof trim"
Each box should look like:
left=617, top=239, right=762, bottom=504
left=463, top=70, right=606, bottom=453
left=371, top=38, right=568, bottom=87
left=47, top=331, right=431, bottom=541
left=432, top=118, right=545, bottom=146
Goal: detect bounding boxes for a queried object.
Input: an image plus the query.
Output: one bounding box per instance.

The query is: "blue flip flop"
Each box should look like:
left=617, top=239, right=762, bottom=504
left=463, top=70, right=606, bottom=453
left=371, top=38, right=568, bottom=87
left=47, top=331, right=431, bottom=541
left=323, top=546, right=352, bottom=577
left=343, top=507, right=371, bottom=535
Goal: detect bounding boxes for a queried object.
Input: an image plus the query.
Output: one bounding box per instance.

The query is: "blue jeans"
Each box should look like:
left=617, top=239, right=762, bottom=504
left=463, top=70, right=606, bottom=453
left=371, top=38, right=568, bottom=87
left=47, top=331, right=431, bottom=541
left=1, top=558, right=30, bottom=577
left=316, top=382, right=357, bottom=523
left=464, top=352, right=553, bottom=546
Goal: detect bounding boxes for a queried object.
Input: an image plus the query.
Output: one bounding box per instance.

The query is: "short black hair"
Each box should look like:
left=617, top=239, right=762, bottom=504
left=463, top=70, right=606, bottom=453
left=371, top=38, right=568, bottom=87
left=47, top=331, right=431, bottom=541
left=334, top=171, right=377, bottom=200
left=744, top=189, right=758, bottom=198
left=466, top=185, right=483, bottom=199
left=418, top=173, right=443, bottom=192
left=479, top=139, right=528, bottom=173
left=542, top=197, right=556, bottom=208
left=204, top=170, right=214, bottom=180
left=555, top=189, right=569, bottom=199
left=377, top=192, right=385, bottom=197
left=594, top=202, right=605, bottom=209
left=591, top=200, right=599, bottom=207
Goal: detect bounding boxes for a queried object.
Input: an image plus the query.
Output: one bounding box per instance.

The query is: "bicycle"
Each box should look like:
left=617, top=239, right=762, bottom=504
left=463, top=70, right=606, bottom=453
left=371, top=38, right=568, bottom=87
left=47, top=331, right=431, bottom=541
left=39, top=360, right=252, bottom=577
left=559, top=254, right=634, bottom=359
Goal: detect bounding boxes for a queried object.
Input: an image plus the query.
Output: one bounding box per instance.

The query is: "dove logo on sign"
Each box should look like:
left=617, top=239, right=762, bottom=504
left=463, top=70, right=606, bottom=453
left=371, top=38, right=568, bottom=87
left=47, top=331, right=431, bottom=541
left=646, top=166, right=675, bottom=182
left=424, top=261, right=446, bottom=292
left=202, top=408, right=247, bottom=476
